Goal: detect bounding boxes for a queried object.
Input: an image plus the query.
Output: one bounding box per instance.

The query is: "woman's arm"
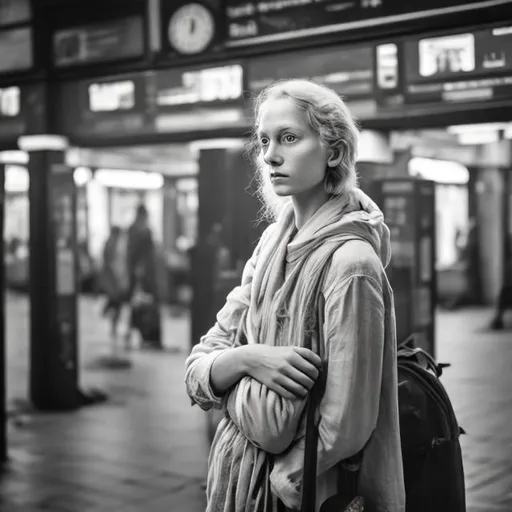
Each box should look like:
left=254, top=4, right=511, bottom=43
left=184, top=228, right=268, bottom=411
left=270, top=266, right=386, bottom=508
left=222, top=344, right=321, bottom=454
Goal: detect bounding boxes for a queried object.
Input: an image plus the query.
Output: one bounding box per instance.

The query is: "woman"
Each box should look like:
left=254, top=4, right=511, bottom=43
left=185, top=79, right=405, bottom=511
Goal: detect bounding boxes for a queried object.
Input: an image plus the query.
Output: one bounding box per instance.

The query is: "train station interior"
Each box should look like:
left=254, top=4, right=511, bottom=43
left=1, top=0, right=512, bottom=510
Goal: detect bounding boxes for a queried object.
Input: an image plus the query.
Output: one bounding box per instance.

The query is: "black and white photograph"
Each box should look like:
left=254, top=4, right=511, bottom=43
left=0, top=0, right=512, bottom=511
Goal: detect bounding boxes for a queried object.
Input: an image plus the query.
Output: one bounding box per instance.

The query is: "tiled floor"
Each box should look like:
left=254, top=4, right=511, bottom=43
left=3, top=293, right=208, bottom=511
left=2, top=292, right=512, bottom=511
left=435, top=307, right=512, bottom=512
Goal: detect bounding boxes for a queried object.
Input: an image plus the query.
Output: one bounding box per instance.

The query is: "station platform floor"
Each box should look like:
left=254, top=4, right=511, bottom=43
left=1, top=291, right=512, bottom=511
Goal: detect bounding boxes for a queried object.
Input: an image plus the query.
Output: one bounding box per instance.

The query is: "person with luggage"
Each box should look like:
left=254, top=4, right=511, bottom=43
left=125, top=204, right=161, bottom=349
left=185, top=79, right=405, bottom=511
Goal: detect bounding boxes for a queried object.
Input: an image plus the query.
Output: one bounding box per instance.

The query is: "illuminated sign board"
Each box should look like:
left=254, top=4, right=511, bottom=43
left=156, top=64, right=244, bottom=107
left=373, top=21, right=512, bottom=116
left=0, top=86, right=20, bottom=117
left=0, top=0, right=31, bottom=26
left=248, top=45, right=373, bottom=98
left=53, top=16, right=144, bottom=68
left=224, top=0, right=510, bottom=47
left=376, top=43, right=399, bottom=90
left=88, top=81, right=135, bottom=112
left=403, top=24, right=512, bottom=104
left=0, top=27, right=32, bottom=73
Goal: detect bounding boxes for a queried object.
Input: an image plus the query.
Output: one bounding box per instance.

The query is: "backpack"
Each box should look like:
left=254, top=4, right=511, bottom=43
left=397, top=338, right=466, bottom=512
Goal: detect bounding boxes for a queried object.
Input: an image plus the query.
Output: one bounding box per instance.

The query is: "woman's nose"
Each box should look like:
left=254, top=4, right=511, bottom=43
left=263, top=143, right=283, bottom=166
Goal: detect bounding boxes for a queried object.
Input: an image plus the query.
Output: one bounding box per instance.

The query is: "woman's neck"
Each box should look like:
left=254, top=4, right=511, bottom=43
left=291, top=183, right=330, bottom=230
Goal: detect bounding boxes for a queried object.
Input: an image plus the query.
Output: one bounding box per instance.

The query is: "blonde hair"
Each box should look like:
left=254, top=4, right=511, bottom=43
left=247, top=79, right=360, bottom=223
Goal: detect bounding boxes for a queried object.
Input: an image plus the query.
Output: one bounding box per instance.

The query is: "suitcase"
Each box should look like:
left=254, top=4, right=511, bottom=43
left=131, top=296, right=162, bottom=349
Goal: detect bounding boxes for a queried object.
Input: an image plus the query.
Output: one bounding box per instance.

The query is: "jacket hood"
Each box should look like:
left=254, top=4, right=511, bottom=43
left=283, top=188, right=392, bottom=269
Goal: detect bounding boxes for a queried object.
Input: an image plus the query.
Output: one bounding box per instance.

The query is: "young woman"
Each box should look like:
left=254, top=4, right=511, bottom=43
left=185, top=79, right=405, bottom=511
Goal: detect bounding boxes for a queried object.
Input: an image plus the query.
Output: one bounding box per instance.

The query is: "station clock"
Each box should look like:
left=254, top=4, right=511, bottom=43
left=167, top=3, right=216, bottom=55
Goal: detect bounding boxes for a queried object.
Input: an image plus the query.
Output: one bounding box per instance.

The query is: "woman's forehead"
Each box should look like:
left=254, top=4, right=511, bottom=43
left=257, top=97, right=310, bottom=134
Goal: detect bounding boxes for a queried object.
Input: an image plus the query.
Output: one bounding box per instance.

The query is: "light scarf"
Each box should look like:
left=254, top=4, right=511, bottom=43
left=208, top=189, right=391, bottom=511
left=235, top=188, right=385, bottom=354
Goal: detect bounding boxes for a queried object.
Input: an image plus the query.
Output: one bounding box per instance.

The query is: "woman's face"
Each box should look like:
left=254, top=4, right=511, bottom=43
left=257, top=97, right=329, bottom=198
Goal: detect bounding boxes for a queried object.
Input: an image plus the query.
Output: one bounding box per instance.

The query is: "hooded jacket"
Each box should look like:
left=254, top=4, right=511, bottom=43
left=185, top=189, right=405, bottom=512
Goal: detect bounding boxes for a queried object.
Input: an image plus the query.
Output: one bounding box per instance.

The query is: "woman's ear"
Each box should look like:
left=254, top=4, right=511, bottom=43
left=327, top=147, right=343, bottom=168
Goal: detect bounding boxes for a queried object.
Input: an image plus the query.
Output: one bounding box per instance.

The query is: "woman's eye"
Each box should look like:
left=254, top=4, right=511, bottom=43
left=259, top=137, right=269, bottom=146
left=283, top=134, right=297, bottom=143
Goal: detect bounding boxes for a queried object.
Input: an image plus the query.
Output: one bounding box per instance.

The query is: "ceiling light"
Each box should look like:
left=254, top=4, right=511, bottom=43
left=94, top=169, right=164, bottom=190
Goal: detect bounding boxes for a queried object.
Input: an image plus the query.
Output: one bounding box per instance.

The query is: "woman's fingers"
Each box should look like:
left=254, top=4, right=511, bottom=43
left=291, top=350, right=321, bottom=382
left=281, top=364, right=316, bottom=392
left=293, top=347, right=322, bottom=368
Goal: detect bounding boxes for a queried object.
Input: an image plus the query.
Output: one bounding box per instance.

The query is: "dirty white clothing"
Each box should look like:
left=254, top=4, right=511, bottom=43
left=185, top=190, right=405, bottom=512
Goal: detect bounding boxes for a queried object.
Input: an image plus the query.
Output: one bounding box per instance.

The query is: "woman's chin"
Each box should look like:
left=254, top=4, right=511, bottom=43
left=272, top=185, right=293, bottom=197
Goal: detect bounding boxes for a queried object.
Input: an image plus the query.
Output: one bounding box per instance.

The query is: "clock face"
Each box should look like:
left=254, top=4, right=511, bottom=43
left=168, top=3, right=216, bottom=55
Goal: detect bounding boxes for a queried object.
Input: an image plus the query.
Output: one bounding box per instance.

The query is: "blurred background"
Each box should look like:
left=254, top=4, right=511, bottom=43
left=0, top=0, right=512, bottom=510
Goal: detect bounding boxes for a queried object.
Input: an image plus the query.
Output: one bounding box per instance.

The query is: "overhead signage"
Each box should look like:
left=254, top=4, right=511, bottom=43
left=56, top=73, right=152, bottom=139
left=88, top=80, right=135, bottom=112
left=53, top=16, right=144, bottom=68
left=0, top=27, right=32, bottom=73
left=248, top=45, right=373, bottom=98
left=373, top=20, right=512, bottom=114
left=0, top=0, right=31, bottom=26
left=156, top=64, right=244, bottom=107
left=0, top=86, right=20, bottom=117
left=403, top=23, right=512, bottom=104
left=0, top=84, right=22, bottom=139
left=224, top=0, right=511, bottom=47
left=0, top=84, right=46, bottom=141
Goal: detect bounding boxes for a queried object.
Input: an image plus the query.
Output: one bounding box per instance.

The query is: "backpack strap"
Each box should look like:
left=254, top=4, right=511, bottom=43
left=300, top=252, right=363, bottom=512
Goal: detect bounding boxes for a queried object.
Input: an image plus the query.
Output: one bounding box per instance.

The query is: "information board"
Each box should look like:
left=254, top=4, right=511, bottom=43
left=56, top=64, right=246, bottom=140
left=224, top=0, right=509, bottom=46
left=155, top=64, right=244, bottom=109
left=0, top=27, right=32, bottom=73
left=404, top=24, right=512, bottom=104
left=53, top=16, right=144, bottom=68
left=0, top=85, right=26, bottom=141
left=248, top=44, right=373, bottom=98
left=56, top=72, right=152, bottom=138
left=0, top=0, right=31, bottom=26
left=375, top=21, right=512, bottom=115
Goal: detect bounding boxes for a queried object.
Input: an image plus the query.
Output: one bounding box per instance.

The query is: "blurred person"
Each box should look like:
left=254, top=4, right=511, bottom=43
left=125, top=203, right=161, bottom=348
left=126, top=204, right=156, bottom=295
left=185, top=79, right=404, bottom=511
left=100, top=226, right=129, bottom=339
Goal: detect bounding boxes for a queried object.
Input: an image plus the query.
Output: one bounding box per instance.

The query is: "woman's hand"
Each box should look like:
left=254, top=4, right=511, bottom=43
left=242, top=345, right=323, bottom=400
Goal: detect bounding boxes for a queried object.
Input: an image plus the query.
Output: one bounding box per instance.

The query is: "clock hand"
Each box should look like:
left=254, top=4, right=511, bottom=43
left=190, top=18, right=196, bottom=34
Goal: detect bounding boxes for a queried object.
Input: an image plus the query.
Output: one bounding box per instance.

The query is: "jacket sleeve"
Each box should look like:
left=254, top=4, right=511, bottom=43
left=224, top=375, right=307, bottom=455
left=184, top=227, right=271, bottom=411
left=270, top=273, right=386, bottom=509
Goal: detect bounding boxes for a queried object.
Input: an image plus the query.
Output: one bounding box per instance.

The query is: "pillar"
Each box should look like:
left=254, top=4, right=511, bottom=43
left=0, top=160, right=6, bottom=461
left=19, top=134, right=81, bottom=411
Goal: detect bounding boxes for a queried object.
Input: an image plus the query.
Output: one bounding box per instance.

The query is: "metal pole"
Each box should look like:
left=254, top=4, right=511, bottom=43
left=0, top=163, right=7, bottom=462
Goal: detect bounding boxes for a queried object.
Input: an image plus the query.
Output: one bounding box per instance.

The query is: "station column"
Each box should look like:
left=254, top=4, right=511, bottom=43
left=0, top=160, right=6, bottom=460
left=19, top=135, right=81, bottom=411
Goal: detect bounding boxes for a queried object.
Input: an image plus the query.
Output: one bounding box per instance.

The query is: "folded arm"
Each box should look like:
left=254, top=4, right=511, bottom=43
left=184, top=230, right=268, bottom=411
left=224, top=376, right=307, bottom=454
